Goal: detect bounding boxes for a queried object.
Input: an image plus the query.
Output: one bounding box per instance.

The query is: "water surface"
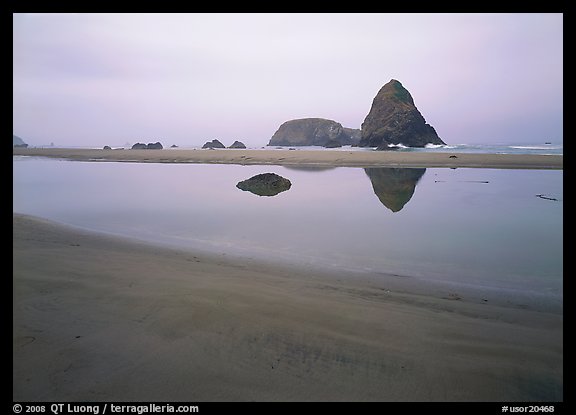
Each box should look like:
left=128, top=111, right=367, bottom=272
left=13, top=157, right=562, bottom=299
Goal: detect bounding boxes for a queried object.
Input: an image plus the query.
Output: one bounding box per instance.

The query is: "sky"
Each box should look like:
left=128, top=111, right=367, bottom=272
left=13, top=13, right=563, bottom=148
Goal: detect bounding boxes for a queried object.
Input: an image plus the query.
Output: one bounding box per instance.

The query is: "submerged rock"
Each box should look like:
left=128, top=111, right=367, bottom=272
left=359, top=79, right=445, bottom=149
left=236, top=173, right=292, bottom=197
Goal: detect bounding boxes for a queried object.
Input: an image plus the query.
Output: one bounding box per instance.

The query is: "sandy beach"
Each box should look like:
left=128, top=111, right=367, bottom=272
left=13, top=147, right=563, bottom=169
left=13, top=213, right=563, bottom=401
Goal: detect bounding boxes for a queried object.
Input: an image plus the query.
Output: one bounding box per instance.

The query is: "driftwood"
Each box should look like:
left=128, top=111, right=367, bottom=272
left=536, top=194, right=559, bottom=201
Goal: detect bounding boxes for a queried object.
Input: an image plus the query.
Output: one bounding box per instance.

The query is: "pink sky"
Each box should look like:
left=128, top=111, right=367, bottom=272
left=13, top=13, right=563, bottom=147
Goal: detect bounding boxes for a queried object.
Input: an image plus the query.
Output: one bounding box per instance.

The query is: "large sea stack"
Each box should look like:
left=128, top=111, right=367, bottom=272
left=359, top=80, right=445, bottom=149
left=268, top=118, right=360, bottom=147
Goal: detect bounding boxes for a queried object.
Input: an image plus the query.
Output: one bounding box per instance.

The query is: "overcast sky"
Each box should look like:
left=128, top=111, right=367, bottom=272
left=13, top=13, right=563, bottom=147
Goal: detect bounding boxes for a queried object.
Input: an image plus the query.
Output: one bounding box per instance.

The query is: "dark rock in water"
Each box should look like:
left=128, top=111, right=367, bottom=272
left=228, top=140, right=247, bottom=149
left=324, top=138, right=342, bottom=148
left=236, top=173, right=292, bottom=197
left=146, top=142, right=163, bottom=149
left=202, top=139, right=225, bottom=149
left=359, top=79, right=445, bottom=149
left=364, top=168, right=426, bottom=212
left=268, top=118, right=359, bottom=147
left=170, top=144, right=178, bottom=148
left=131, top=142, right=163, bottom=149
left=13, top=135, right=28, bottom=148
left=103, top=145, right=112, bottom=150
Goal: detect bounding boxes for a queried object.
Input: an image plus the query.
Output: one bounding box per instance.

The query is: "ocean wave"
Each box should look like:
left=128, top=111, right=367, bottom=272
left=424, top=143, right=458, bottom=149
left=510, top=145, right=562, bottom=150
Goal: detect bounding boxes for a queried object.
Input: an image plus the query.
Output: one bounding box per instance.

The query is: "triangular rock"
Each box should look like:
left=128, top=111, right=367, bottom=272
left=359, top=79, right=445, bottom=149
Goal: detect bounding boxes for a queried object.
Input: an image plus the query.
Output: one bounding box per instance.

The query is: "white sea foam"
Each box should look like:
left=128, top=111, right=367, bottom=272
left=424, top=143, right=457, bottom=149
left=510, top=145, right=561, bottom=150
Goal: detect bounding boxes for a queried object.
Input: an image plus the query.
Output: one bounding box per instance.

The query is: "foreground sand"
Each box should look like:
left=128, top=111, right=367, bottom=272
left=13, top=147, right=563, bottom=169
left=13, top=214, right=562, bottom=401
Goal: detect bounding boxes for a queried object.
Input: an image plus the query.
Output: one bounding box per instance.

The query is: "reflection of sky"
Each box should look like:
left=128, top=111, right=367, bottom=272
left=13, top=158, right=563, bottom=296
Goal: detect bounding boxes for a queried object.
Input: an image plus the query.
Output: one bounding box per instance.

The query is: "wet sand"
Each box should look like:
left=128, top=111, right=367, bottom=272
left=13, top=214, right=563, bottom=401
left=13, top=147, right=563, bottom=169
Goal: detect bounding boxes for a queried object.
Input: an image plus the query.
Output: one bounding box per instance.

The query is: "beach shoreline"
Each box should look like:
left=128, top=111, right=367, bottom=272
left=13, top=147, right=563, bottom=169
left=13, top=213, right=563, bottom=401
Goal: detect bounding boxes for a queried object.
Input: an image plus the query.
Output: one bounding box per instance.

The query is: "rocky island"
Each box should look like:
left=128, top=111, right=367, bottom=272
left=202, top=139, right=226, bottom=149
left=228, top=140, right=247, bottom=149
left=268, top=118, right=360, bottom=148
left=131, top=142, right=164, bottom=150
left=359, top=79, right=445, bottom=149
left=267, top=80, right=443, bottom=150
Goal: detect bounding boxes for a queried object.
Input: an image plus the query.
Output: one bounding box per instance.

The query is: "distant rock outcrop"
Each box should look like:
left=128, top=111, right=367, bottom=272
left=359, top=79, right=445, bottom=149
left=268, top=118, right=360, bottom=147
left=236, top=173, right=292, bottom=197
left=131, top=142, right=163, bottom=150
left=13, top=135, right=28, bottom=148
left=364, top=168, right=426, bottom=212
left=324, top=139, right=342, bottom=148
left=146, top=142, right=163, bottom=149
left=202, top=139, right=226, bottom=149
left=228, top=140, right=247, bottom=149
left=343, top=128, right=361, bottom=145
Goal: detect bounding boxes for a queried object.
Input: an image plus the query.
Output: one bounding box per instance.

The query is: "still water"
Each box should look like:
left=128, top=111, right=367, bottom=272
left=13, top=157, right=562, bottom=297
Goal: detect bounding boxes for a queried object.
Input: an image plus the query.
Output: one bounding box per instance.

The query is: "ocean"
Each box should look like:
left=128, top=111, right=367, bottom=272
left=35, top=142, right=563, bottom=156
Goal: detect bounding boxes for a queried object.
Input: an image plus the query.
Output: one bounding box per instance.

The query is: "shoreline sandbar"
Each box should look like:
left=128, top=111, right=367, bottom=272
left=13, top=147, right=563, bottom=169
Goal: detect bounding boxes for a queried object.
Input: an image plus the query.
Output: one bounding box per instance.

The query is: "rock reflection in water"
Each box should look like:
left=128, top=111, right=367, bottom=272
left=364, top=168, right=426, bottom=212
